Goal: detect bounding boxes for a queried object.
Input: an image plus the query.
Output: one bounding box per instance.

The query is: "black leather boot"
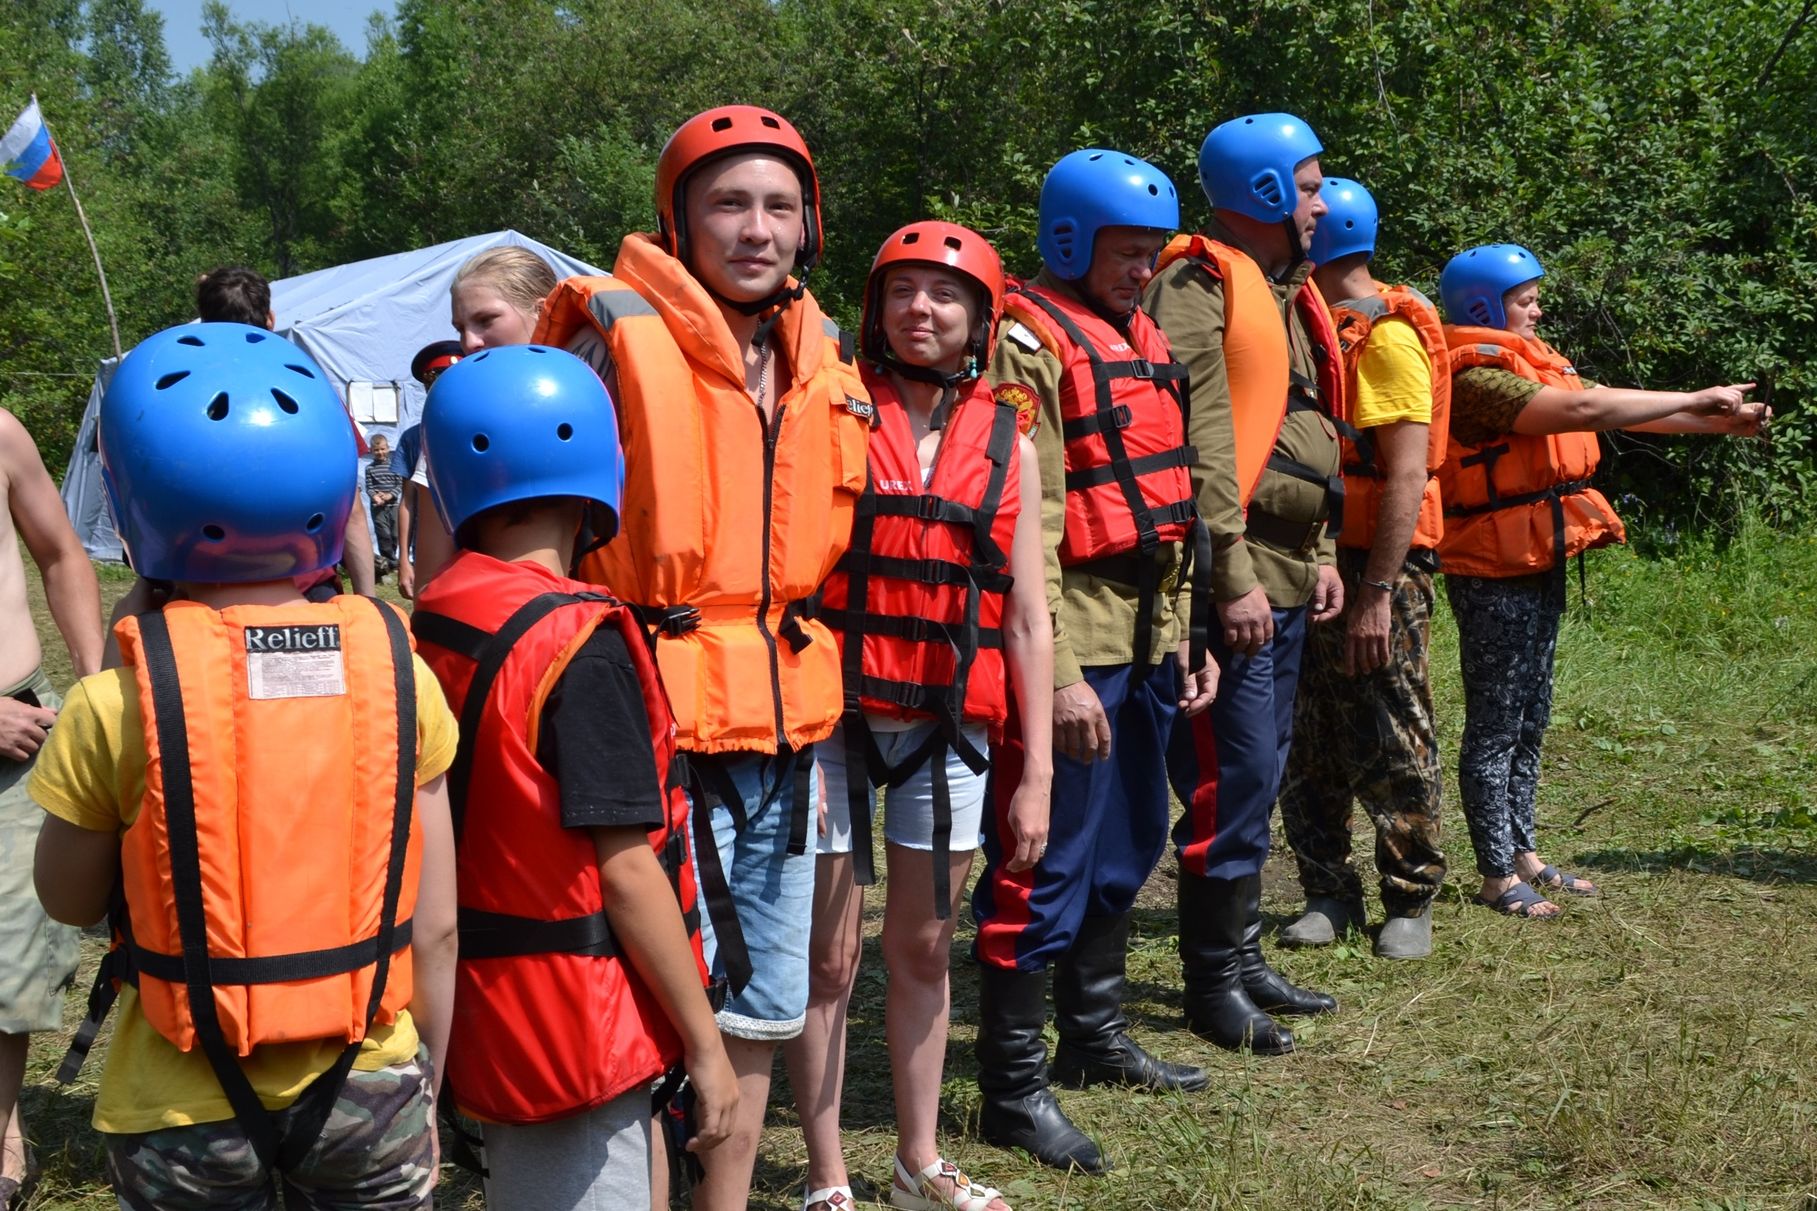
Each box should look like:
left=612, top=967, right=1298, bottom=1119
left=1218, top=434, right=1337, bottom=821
left=1236, top=874, right=1339, bottom=1016
left=1177, top=873, right=1294, bottom=1055
left=974, top=962, right=1108, bottom=1173
left=1051, top=913, right=1209, bottom=1092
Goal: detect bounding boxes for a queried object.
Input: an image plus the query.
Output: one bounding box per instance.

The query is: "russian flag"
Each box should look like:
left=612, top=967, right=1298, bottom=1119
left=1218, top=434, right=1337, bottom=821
left=2, top=99, right=64, bottom=192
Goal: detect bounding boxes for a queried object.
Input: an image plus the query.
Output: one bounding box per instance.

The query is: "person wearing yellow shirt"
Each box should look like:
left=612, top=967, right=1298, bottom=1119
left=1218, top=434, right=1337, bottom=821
left=30, top=322, right=458, bottom=1210
left=1277, top=178, right=1452, bottom=960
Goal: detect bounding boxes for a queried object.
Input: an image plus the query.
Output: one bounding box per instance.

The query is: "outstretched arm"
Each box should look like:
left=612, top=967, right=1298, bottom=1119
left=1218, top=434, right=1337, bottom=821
left=1514, top=383, right=1753, bottom=437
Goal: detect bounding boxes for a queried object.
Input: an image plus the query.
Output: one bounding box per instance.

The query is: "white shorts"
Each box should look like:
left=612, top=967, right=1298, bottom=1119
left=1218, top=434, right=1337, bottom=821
left=816, top=719, right=990, bottom=855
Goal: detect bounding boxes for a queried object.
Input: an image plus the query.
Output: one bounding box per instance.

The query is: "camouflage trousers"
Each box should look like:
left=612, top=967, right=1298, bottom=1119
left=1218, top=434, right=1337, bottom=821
left=104, top=1050, right=437, bottom=1210
left=1278, top=550, right=1446, bottom=915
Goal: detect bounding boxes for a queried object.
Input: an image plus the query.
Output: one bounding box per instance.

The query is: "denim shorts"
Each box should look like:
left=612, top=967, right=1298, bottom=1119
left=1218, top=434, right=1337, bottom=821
left=815, top=719, right=989, bottom=855
left=685, top=750, right=816, bottom=1041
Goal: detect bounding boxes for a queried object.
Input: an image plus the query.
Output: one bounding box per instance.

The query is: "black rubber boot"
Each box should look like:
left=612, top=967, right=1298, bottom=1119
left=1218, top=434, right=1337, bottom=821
left=1236, top=874, right=1339, bottom=1016
left=974, top=963, right=1109, bottom=1173
left=1177, top=873, right=1294, bottom=1055
left=1050, top=914, right=1209, bottom=1092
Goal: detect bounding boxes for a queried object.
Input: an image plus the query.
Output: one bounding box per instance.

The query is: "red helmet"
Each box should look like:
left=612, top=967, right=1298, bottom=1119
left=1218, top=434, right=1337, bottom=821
left=655, top=105, right=822, bottom=273
left=861, top=221, right=1005, bottom=373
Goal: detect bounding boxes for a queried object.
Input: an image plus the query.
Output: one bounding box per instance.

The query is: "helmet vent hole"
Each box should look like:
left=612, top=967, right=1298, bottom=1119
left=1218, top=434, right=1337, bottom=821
left=206, top=393, right=229, bottom=421
left=1147, top=184, right=1158, bottom=195
left=557, top=423, right=574, bottom=441
left=711, top=116, right=734, bottom=132
left=902, top=231, right=920, bottom=244
left=271, top=389, right=299, bottom=414
left=1087, top=152, right=1104, bottom=161
left=472, top=433, right=490, bottom=452
left=155, top=371, right=190, bottom=390
left=527, top=345, right=547, bottom=353
left=305, top=513, right=325, bottom=533
left=285, top=363, right=315, bottom=379
left=177, top=335, right=205, bottom=347
left=244, top=332, right=266, bottom=343
left=472, top=351, right=490, bottom=362
left=759, top=115, right=780, bottom=129
left=202, top=524, right=226, bottom=541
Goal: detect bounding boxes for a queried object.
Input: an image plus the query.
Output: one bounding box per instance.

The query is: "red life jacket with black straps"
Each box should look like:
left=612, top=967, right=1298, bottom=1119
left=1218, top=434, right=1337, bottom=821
left=815, top=370, right=1020, bottom=911
left=412, top=550, right=707, bottom=1125
left=1000, top=279, right=1212, bottom=672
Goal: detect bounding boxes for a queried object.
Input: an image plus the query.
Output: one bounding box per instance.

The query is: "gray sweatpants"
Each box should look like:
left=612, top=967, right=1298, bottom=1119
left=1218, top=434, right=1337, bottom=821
left=481, top=1088, right=650, bottom=1210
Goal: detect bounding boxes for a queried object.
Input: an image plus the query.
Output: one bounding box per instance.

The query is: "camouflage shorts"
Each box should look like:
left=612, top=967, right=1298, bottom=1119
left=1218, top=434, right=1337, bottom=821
left=104, top=1050, right=438, bottom=1210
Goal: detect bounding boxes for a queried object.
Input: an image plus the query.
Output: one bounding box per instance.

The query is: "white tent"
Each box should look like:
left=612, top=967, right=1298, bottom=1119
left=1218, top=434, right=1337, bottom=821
left=61, top=229, right=607, bottom=560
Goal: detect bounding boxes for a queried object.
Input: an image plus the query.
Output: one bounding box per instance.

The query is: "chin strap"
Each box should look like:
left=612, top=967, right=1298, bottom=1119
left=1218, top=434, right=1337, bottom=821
left=1281, top=217, right=1308, bottom=276
left=878, top=354, right=978, bottom=430
left=706, top=266, right=812, bottom=350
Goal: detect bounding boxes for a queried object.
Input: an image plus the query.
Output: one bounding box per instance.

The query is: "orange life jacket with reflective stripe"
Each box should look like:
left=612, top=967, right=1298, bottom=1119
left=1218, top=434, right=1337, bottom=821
left=1437, top=326, right=1626, bottom=577
left=103, top=595, right=420, bottom=1168
left=1331, top=283, right=1451, bottom=552
left=413, top=550, right=706, bottom=1124
left=1153, top=235, right=1349, bottom=515
left=533, top=235, right=872, bottom=756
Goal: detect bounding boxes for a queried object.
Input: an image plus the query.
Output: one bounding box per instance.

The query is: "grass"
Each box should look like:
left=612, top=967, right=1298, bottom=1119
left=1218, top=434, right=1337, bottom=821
left=16, top=527, right=1817, bottom=1210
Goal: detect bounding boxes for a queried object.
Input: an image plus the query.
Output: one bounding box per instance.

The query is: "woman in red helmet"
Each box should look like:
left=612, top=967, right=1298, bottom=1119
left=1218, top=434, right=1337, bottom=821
left=780, top=223, right=1051, bottom=1211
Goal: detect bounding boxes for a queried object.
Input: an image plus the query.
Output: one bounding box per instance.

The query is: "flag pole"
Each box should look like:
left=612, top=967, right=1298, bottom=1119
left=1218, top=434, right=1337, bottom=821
left=38, top=103, right=121, bottom=360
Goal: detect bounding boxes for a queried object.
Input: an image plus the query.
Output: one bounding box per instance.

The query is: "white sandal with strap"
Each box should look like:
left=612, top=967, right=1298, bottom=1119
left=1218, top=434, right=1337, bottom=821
left=888, top=1155, right=1007, bottom=1211
left=804, top=1185, right=857, bottom=1211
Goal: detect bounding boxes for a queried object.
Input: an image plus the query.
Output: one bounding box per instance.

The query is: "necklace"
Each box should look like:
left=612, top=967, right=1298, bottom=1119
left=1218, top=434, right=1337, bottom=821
left=752, top=340, right=773, bottom=407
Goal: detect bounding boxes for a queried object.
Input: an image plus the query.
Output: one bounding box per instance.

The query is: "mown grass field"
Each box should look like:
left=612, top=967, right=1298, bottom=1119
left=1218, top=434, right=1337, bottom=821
left=19, top=529, right=1817, bottom=1210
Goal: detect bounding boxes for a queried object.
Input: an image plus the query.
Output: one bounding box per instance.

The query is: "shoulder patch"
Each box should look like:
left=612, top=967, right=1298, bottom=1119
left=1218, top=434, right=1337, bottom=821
left=993, top=382, right=1043, bottom=438
left=1004, top=322, right=1043, bottom=353
left=843, top=393, right=875, bottom=420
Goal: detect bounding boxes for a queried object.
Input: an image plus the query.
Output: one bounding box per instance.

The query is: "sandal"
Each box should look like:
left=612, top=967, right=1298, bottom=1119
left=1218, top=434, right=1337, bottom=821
left=889, top=1156, right=1007, bottom=1211
left=805, top=1185, right=857, bottom=1211
left=1531, top=864, right=1598, bottom=897
left=1474, top=882, right=1560, bottom=919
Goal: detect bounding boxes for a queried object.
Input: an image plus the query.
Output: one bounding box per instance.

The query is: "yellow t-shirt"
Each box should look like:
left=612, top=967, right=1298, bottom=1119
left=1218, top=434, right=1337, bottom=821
left=1353, top=316, right=1434, bottom=430
left=28, top=654, right=457, bottom=1135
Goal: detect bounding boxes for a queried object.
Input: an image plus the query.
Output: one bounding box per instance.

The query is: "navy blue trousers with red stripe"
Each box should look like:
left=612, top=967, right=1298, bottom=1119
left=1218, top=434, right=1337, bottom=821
left=1168, top=605, right=1308, bottom=880
left=972, top=661, right=1180, bottom=973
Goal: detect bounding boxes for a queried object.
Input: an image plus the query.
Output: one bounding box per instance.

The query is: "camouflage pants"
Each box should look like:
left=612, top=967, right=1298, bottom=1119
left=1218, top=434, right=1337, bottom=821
left=1279, top=551, right=1446, bottom=915
left=104, top=1050, right=437, bottom=1210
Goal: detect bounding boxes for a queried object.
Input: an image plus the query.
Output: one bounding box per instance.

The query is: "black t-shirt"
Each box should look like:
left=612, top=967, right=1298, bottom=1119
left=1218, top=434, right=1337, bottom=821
left=534, top=623, right=666, bottom=831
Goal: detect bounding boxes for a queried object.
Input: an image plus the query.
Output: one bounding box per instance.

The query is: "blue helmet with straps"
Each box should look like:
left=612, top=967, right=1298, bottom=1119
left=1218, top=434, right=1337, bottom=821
left=1308, top=177, right=1378, bottom=265
left=423, top=344, right=624, bottom=542
left=1037, top=149, right=1180, bottom=281
left=99, top=322, right=355, bottom=584
left=1440, top=243, right=1546, bottom=329
left=1198, top=113, right=1324, bottom=223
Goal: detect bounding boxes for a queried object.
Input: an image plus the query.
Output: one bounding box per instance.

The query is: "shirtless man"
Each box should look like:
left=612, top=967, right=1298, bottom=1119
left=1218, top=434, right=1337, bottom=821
left=0, top=407, right=101, bottom=1208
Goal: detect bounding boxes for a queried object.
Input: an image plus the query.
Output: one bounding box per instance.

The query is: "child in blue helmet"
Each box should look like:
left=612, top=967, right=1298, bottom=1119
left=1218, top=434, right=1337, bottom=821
left=410, top=345, right=736, bottom=1209
left=29, top=322, right=460, bottom=1209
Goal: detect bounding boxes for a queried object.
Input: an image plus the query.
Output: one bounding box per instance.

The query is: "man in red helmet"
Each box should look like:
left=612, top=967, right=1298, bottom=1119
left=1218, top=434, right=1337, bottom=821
left=535, top=106, right=871, bottom=1210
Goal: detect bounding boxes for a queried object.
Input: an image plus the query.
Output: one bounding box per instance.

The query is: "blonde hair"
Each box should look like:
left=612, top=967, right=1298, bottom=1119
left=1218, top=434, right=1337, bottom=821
left=452, top=247, right=559, bottom=319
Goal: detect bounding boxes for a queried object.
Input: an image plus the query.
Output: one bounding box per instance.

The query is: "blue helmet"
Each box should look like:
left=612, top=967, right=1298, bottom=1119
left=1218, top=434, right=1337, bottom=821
left=100, top=323, right=355, bottom=584
left=1198, top=113, right=1324, bottom=223
left=1037, top=149, right=1180, bottom=281
left=1308, top=177, right=1378, bottom=265
left=1440, top=244, right=1546, bottom=329
left=423, top=344, right=624, bottom=542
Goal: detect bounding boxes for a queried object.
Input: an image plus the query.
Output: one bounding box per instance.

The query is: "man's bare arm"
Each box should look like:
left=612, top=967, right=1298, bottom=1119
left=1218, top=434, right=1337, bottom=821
left=2, top=410, right=102, bottom=676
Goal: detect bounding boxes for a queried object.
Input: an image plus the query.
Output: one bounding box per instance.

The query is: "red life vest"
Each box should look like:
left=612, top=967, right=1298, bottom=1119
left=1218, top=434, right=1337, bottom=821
left=1331, top=283, right=1451, bottom=552
left=1000, top=280, right=1196, bottom=562
left=413, top=550, right=707, bottom=1124
left=815, top=370, right=1021, bottom=906
left=1438, top=326, right=1626, bottom=578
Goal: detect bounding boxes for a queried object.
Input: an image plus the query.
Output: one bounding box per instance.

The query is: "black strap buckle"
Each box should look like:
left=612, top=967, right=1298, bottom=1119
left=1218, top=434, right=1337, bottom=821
left=1109, top=403, right=1133, bottom=430
left=1129, top=358, right=1154, bottom=380
left=656, top=605, right=701, bottom=637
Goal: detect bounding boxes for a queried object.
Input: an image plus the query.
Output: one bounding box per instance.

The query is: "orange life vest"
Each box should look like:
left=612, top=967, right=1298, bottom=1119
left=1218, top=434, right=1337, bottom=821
left=1437, top=326, right=1626, bottom=577
left=1153, top=235, right=1349, bottom=528
left=1331, top=283, right=1451, bottom=552
left=816, top=370, right=1020, bottom=904
left=413, top=550, right=707, bottom=1124
left=99, top=595, right=419, bottom=1169
left=533, top=233, right=872, bottom=756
